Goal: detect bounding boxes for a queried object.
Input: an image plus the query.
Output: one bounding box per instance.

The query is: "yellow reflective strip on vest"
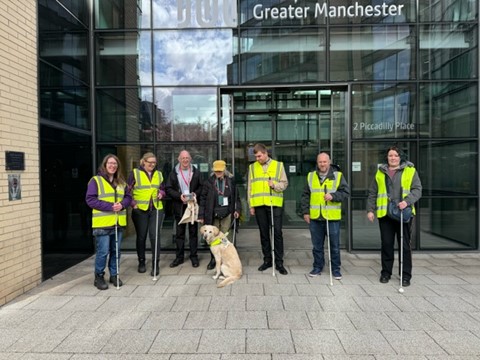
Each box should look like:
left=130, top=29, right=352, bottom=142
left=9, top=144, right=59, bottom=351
left=91, top=176, right=127, bottom=227
left=308, top=171, right=342, bottom=220
left=133, top=169, right=164, bottom=211
left=375, top=167, right=416, bottom=218
left=375, top=171, right=389, bottom=218
left=249, top=160, right=284, bottom=207
left=401, top=167, right=416, bottom=215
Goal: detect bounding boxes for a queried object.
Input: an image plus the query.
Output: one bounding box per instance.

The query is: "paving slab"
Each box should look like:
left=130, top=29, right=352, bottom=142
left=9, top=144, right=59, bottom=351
left=2, top=250, right=480, bottom=358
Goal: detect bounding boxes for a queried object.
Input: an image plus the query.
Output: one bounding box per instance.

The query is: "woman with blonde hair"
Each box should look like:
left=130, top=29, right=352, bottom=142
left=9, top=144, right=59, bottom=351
left=127, top=152, right=165, bottom=276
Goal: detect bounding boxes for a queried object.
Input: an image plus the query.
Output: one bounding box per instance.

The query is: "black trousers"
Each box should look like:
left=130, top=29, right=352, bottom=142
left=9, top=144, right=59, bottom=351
left=174, top=216, right=198, bottom=260
left=254, top=205, right=284, bottom=266
left=378, top=216, right=413, bottom=281
left=132, top=208, right=165, bottom=261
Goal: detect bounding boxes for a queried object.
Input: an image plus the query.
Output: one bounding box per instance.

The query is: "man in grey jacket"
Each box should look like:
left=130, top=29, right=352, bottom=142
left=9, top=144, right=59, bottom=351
left=367, top=146, right=422, bottom=287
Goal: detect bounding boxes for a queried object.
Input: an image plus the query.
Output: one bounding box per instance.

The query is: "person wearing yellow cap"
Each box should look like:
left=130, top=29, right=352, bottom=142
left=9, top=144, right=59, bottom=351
left=198, top=160, right=241, bottom=270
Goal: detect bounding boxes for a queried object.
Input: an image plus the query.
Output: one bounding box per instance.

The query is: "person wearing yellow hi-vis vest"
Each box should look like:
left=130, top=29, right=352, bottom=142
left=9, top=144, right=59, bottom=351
left=127, top=152, right=166, bottom=277
left=367, top=146, right=422, bottom=287
left=247, top=143, right=289, bottom=275
left=86, top=154, right=132, bottom=290
left=301, top=152, right=350, bottom=279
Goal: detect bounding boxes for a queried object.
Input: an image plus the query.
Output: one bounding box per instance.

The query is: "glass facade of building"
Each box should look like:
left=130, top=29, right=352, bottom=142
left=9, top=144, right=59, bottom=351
left=38, top=0, right=479, bottom=277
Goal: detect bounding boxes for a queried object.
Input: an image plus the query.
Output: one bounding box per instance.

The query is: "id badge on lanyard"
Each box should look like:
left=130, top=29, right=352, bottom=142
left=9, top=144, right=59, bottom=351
left=218, top=195, right=228, bottom=206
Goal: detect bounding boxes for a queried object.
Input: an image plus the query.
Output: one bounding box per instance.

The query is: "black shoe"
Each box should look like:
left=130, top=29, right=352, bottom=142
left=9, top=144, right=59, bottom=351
left=207, top=258, right=216, bottom=270
left=276, top=265, right=288, bottom=275
left=138, top=259, right=146, bottom=273
left=402, top=279, right=411, bottom=287
left=169, top=258, right=184, bottom=268
left=94, top=273, right=108, bottom=290
left=109, top=275, right=123, bottom=287
left=258, top=262, right=272, bottom=271
left=380, top=275, right=390, bottom=283
left=151, top=266, right=159, bottom=277
left=191, top=257, right=199, bottom=268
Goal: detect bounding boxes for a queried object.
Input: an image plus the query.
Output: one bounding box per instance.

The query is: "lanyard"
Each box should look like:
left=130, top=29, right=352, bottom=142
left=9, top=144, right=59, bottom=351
left=180, top=167, right=192, bottom=188
left=215, top=178, right=225, bottom=195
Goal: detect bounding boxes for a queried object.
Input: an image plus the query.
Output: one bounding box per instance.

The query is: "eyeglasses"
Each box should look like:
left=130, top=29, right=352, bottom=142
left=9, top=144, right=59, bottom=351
left=106, top=162, right=118, bottom=166
left=145, top=160, right=157, bottom=165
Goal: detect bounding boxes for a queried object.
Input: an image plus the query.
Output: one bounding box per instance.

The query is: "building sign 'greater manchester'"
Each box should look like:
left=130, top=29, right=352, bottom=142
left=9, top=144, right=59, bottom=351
left=253, top=2, right=404, bottom=20
left=177, top=0, right=404, bottom=28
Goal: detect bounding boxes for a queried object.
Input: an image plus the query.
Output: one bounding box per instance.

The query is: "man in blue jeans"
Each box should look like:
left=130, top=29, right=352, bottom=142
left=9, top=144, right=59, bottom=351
left=301, top=152, right=350, bottom=279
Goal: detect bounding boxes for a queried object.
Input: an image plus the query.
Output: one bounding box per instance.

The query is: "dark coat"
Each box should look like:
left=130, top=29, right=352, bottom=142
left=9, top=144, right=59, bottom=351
left=166, top=165, right=203, bottom=219
left=198, top=173, right=241, bottom=225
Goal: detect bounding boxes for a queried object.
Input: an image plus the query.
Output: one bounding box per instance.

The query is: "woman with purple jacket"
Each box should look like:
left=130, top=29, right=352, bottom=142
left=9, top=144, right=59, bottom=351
left=86, top=154, right=132, bottom=290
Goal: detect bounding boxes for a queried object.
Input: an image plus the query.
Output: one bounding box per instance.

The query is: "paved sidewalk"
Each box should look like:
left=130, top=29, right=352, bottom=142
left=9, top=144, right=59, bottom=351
left=1, top=246, right=480, bottom=359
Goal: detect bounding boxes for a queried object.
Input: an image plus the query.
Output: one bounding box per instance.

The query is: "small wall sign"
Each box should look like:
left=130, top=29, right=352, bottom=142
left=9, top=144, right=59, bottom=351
left=8, top=174, right=21, bottom=201
left=6, top=151, right=25, bottom=171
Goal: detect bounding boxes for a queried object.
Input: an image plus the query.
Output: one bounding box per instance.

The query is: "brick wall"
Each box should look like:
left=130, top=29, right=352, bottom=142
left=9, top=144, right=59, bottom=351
left=0, top=0, right=41, bottom=305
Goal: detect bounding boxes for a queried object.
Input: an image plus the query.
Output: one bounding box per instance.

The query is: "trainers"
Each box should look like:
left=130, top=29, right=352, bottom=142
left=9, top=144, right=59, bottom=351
left=309, top=269, right=321, bottom=277
left=333, top=273, right=342, bottom=280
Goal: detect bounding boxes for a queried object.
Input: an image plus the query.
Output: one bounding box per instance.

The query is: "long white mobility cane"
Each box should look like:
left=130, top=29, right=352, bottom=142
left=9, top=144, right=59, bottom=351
left=399, top=209, right=404, bottom=294
left=114, top=189, right=120, bottom=290
left=153, top=198, right=159, bottom=281
left=269, top=177, right=275, bottom=277
left=324, top=185, right=333, bottom=286
left=232, top=216, right=237, bottom=247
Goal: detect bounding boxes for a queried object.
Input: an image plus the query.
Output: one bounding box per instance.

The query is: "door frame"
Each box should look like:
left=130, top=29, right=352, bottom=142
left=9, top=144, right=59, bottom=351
left=218, top=84, right=353, bottom=251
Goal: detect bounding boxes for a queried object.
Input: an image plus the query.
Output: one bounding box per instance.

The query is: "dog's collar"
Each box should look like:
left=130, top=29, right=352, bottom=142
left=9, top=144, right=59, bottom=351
left=209, top=238, right=222, bottom=247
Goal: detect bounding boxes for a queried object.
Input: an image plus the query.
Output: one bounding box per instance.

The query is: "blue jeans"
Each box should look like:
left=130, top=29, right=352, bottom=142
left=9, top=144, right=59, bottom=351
left=309, top=219, right=341, bottom=275
left=94, top=228, right=123, bottom=276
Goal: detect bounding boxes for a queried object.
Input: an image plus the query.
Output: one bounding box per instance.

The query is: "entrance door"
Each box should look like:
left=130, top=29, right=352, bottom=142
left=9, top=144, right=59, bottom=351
left=221, top=87, right=349, bottom=245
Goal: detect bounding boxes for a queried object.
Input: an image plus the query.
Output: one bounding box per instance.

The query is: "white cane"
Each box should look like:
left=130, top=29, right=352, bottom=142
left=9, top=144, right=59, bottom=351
left=324, top=185, right=333, bottom=286
left=399, top=209, right=404, bottom=294
left=114, top=190, right=120, bottom=290
left=232, top=216, right=237, bottom=247
left=269, top=177, right=275, bottom=277
left=153, top=198, right=159, bottom=281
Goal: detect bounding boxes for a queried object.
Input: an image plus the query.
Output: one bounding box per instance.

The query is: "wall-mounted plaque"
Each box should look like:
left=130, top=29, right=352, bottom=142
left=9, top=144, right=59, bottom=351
left=6, top=151, right=25, bottom=171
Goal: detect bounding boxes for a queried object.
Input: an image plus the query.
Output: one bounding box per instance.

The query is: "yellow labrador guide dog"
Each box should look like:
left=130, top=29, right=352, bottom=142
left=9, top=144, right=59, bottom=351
left=200, top=225, right=242, bottom=287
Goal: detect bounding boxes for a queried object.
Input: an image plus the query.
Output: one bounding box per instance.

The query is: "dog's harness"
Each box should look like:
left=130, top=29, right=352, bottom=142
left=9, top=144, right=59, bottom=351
left=209, top=232, right=230, bottom=248
left=209, top=238, right=222, bottom=247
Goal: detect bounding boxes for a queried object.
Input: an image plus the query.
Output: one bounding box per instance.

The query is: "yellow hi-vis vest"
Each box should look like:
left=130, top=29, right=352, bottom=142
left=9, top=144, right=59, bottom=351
left=249, top=160, right=284, bottom=207
left=91, top=176, right=127, bottom=228
left=375, top=166, right=416, bottom=218
left=132, top=169, right=164, bottom=211
left=308, top=171, right=342, bottom=220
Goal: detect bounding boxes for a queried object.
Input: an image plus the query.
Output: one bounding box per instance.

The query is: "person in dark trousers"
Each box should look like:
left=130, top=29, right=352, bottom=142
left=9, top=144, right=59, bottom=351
left=247, top=143, right=289, bottom=275
left=198, top=160, right=241, bottom=270
left=301, top=152, right=350, bottom=279
left=166, top=150, right=203, bottom=268
left=127, top=152, right=166, bottom=276
left=367, top=146, right=422, bottom=287
left=86, top=154, right=132, bottom=290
